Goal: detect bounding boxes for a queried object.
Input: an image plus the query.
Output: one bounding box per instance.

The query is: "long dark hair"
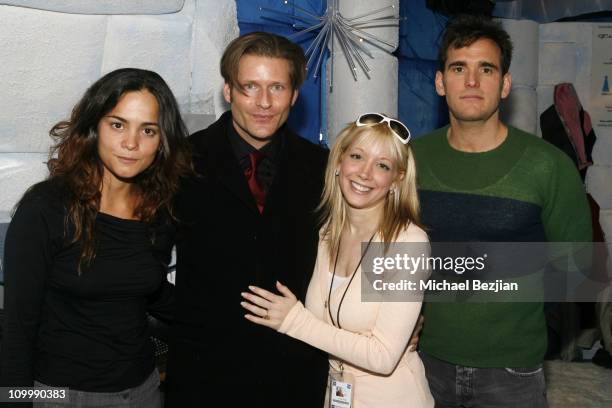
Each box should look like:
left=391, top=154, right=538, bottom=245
left=47, top=68, right=191, bottom=269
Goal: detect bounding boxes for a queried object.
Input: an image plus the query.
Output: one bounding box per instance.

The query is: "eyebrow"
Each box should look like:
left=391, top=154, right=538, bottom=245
left=238, top=80, right=288, bottom=86
left=480, top=61, right=499, bottom=70
left=447, top=61, right=467, bottom=68
left=105, top=115, right=159, bottom=127
left=351, top=147, right=393, bottom=161
left=447, top=60, right=499, bottom=70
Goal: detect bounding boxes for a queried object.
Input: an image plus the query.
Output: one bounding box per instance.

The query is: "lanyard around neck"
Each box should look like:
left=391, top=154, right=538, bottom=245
left=327, top=233, right=375, bottom=329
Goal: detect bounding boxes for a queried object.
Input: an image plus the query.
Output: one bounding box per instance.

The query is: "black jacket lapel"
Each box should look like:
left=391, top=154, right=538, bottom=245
left=193, top=112, right=259, bottom=214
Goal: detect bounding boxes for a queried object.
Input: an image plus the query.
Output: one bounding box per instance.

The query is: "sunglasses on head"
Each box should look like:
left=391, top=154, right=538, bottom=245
left=355, top=113, right=411, bottom=144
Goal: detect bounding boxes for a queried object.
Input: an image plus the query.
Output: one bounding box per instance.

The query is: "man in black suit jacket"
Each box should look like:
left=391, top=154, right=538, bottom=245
left=164, top=32, right=329, bottom=407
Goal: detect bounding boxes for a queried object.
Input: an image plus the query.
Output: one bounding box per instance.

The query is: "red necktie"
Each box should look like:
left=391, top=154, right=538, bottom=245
left=245, top=151, right=265, bottom=213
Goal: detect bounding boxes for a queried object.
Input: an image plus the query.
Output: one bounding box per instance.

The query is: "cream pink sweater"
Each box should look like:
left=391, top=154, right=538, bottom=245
left=279, top=224, right=434, bottom=407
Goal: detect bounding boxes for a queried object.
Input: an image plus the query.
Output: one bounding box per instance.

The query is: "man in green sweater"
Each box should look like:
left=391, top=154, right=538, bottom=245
left=413, top=15, right=592, bottom=407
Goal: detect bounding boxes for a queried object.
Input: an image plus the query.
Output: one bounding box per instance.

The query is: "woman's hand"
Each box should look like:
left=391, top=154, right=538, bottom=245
left=241, top=281, right=298, bottom=330
left=408, top=314, right=424, bottom=352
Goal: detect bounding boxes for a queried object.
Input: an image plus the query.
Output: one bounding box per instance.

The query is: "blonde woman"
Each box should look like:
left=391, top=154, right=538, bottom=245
left=241, top=113, right=434, bottom=407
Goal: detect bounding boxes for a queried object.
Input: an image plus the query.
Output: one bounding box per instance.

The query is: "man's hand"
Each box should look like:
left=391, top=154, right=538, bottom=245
left=241, top=281, right=297, bottom=330
left=408, top=314, right=424, bottom=352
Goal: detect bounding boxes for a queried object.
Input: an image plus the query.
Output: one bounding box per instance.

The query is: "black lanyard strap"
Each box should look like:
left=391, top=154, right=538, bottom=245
left=327, top=233, right=375, bottom=329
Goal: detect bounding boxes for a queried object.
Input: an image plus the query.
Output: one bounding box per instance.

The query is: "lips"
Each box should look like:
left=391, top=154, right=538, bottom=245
left=460, top=95, right=484, bottom=100
left=252, top=114, right=274, bottom=122
left=351, top=181, right=372, bottom=193
left=117, top=156, right=138, bottom=164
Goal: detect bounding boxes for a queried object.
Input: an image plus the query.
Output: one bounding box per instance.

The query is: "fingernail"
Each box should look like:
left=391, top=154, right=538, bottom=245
left=248, top=285, right=254, bottom=290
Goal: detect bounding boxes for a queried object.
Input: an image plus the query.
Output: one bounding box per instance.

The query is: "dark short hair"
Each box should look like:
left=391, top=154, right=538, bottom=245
left=438, top=14, right=513, bottom=75
left=220, top=32, right=307, bottom=91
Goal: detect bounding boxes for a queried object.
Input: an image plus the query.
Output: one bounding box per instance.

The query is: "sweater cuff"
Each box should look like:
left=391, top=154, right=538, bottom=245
left=278, top=301, right=305, bottom=334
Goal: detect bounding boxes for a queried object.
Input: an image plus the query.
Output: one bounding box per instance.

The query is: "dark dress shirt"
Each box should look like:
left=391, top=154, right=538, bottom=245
left=227, top=121, right=282, bottom=194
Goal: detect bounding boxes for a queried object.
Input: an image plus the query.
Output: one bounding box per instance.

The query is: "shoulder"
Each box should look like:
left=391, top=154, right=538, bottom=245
left=10, top=178, right=66, bottom=232
left=187, top=111, right=231, bottom=153
left=286, top=129, right=329, bottom=166
left=284, top=129, right=329, bottom=187
left=509, top=126, right=578, bottom=175
left=18, top=178, right=67, bottom=210
left=411, top=127, right=448, bottom=174
left=186, top=112, right=231, bottom=176
left=411, top=126, right=448, bottom=153
left=509, top=126, right=559, bottom=155
left=395, top=222, right=429, bottom=243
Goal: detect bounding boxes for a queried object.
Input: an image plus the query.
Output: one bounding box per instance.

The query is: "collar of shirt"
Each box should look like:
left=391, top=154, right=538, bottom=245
left=226, top=115, right=283, bottom=192
left=227, top=117, right=283, bottom=168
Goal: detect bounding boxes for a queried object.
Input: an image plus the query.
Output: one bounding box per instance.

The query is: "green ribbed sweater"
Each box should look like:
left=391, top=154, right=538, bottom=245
left=413, top=125, right=592, bottom=367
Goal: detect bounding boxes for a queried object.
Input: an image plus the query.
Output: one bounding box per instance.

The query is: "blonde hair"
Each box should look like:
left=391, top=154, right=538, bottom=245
left=317, top=121, right=421, bottom=260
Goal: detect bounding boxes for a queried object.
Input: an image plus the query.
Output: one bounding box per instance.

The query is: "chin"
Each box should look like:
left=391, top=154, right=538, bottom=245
left=251, top=125, right=277, bottom=137
left=247, top=131, right=276, bottom=143
left=116, top=172, right=140, bottom=181
left=454, top=113, right=488, bottom=122
left=343, top=196, right=386, bottom=211
left=347, top=203, right=379, bottom=211
left=112, top=167, right=147, bottom=180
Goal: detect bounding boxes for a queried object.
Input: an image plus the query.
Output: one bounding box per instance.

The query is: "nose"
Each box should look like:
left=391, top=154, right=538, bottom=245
left=358, top=160, right=374, bottom=180
left=257, top=89, right=272, bottom=109
left=121, top=130, right=138, bottom=151
left=465, top=69, right=479, bottom=88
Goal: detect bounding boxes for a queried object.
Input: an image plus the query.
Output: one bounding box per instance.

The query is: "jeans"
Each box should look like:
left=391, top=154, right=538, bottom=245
left=33, top=369, right=161, bottom=408
left=420, top=352, right=547, bottom=408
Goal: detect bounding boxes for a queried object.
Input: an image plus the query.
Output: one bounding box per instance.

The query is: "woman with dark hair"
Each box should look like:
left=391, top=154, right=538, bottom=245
left=0, top=68, right=191, bottom=407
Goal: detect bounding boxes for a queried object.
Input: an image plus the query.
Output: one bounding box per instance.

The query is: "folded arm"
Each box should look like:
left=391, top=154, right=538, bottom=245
left=278, top=299, right=421, bottom=375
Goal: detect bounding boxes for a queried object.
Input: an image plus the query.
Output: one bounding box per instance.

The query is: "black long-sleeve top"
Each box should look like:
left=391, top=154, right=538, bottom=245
left=0, top=179, right=174, bottom=392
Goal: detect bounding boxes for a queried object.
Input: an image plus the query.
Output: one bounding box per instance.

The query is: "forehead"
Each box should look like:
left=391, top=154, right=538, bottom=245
left=445, top=38, right=502, bottom=67
left=237, top=54, right=291, bottom=83
left=347, top=132, right=397, bottom=160
left=109, top=90, right=159, bottom=118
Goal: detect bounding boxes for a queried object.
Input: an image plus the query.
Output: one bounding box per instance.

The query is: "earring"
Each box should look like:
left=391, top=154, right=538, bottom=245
left=335, top=169, right=339, bottom=176
left=389, top=187, right=396, bottom=195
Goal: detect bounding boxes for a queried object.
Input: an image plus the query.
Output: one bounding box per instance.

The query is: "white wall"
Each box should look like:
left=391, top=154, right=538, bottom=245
left=500, top=19, right=539, bottom=135
left=500, top=20, right=612, bottom=245
left=0, top=1, right=185, bottom=14
left=537, top=23, right=612, bottom=244
left=0, top=0, right=238, bottom=213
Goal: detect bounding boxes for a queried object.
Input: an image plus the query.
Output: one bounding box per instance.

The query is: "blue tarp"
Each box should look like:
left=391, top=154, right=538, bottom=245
left=235, top=0, right=450, bottom=141
left=236, top=1, right=612, bottom=141
left=236, top=0, right=326, bottom=144
left=397, top=0, right=449, bottom=138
